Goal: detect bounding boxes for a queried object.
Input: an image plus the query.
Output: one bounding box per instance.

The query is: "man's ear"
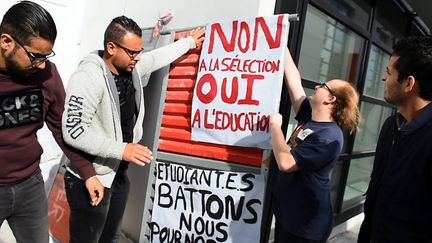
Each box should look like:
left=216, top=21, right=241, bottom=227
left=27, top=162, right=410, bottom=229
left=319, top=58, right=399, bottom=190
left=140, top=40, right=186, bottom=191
left=405, top=75, right=416, bottom=93
left=0, top=33, right=14, bottom=50
left=106, top=42, right=116, bottom=56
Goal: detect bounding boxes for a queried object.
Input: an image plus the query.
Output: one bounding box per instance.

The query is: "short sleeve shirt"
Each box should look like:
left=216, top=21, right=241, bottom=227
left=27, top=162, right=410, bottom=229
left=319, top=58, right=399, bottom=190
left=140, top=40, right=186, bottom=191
left=273, top=99, right=343, bottom=241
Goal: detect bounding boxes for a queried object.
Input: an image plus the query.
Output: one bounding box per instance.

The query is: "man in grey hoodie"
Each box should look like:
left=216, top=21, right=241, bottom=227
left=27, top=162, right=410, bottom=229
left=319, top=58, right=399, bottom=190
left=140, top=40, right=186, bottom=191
left=61, top=16, right=205, bottom=243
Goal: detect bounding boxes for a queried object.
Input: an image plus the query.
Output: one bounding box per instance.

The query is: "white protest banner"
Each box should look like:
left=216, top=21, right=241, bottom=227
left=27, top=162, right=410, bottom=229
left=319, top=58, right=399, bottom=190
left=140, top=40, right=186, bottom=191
left=150, top=162, right=265, bottom=243
left=191, top=15, right=289, bottom=149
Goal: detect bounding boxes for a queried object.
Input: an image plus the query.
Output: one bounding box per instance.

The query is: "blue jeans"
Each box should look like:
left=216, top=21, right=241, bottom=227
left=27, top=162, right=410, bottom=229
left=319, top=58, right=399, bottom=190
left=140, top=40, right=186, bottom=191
left=0, top=172, right=48, bottom=243
left=64, top=171, right=130, bottom=243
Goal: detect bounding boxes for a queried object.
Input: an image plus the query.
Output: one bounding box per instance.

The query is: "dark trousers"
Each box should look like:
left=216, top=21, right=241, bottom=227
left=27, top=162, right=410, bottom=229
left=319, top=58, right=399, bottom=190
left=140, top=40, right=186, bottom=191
left=274, top=220, right=327, bottom=243
left=0, top=172, right=48, bottom=243
left=64, top=171, right=130, bottom=243
left=357, top=215, right=372, bottom=243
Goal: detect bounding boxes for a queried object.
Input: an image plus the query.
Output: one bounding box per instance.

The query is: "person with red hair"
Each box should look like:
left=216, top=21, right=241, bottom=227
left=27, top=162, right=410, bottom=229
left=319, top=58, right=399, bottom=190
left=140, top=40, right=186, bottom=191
left=270, top=48, right=360, bottom=243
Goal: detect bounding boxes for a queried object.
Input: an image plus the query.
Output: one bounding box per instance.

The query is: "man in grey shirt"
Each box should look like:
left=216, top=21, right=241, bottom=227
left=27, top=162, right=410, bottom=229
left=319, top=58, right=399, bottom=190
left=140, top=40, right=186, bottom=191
left=62, top=15, right=204, bottom=243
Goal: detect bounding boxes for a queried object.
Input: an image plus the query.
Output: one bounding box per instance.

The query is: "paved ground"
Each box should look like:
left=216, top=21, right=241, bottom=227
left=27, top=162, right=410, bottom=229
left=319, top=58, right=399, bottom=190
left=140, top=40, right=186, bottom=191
left=328, top=231, right=359, bottom=243
left=1, top=214, right=363, bottom=243
left=327, top=213, right=362, bottom=243
left=328, top=223, right=360, bottom=243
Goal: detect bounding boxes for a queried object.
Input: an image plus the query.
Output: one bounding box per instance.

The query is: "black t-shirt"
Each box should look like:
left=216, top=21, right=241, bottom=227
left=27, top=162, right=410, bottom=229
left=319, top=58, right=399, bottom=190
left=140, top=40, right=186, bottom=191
left=112, top=72, right=136, bottom=172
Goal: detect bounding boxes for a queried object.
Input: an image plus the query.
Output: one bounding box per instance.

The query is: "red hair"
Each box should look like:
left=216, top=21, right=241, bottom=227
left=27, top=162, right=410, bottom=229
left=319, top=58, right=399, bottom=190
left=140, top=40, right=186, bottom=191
left=331, top=80, right=360, bottom=133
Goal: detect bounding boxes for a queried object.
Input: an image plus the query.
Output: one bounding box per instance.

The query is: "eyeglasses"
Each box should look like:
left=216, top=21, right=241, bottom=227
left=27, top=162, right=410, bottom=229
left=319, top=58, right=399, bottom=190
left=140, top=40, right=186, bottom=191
left=319, top=83, right=336, bottom=96
left=112, top=42, right=143, bottom=60
left=13, top=37, right=55, bottom=65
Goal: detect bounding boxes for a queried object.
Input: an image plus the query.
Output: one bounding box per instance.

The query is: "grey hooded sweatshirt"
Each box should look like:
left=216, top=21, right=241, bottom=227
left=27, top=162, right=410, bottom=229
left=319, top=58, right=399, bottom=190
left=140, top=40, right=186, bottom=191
left=62, top=36, right=196, bottom=188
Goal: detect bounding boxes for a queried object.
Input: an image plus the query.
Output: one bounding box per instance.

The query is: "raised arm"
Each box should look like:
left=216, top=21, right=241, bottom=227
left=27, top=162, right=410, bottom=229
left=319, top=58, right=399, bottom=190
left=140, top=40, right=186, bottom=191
left=269, top=113, right=299, bottom=172
left=284, top=48, right=306, bottom=113
left=135, top=27, right=205, bottom=77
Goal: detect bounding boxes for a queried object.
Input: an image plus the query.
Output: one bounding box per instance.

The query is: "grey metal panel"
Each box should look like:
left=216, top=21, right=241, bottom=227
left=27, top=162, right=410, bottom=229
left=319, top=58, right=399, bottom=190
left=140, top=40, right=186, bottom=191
left=121, top=30, right=175, bottom=243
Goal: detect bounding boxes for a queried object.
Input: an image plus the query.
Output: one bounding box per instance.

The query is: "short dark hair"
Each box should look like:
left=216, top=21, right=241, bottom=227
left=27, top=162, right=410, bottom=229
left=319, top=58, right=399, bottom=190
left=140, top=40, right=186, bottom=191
left=392, top=36, right=432, bottom=100
left=103, top=16, right=142, bottom=49
left=0, top=1, right=57, bottom=45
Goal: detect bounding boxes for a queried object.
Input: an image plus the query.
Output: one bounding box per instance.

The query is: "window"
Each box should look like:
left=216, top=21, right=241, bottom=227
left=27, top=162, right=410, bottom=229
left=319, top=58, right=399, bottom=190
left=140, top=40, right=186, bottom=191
left=319, top=0, right=371, bottom=29
left=353, top=102, right=393, bottom=151
left=363, top=45, right=389, bottom=100
left=373, top=0, right=407, bottom=46
left=299, top=5, right=365, bottom=84
left=342, top=156, right=374, bottom=209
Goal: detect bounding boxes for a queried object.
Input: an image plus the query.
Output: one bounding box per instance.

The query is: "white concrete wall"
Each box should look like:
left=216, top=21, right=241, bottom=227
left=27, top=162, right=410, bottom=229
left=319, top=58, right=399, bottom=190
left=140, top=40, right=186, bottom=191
left=74, top=0, right=276, bottom=61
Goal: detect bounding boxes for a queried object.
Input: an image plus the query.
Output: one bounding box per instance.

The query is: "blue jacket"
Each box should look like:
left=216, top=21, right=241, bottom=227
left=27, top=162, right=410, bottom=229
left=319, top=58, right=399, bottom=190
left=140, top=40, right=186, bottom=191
left=359, top=103, right=432, bottom=243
